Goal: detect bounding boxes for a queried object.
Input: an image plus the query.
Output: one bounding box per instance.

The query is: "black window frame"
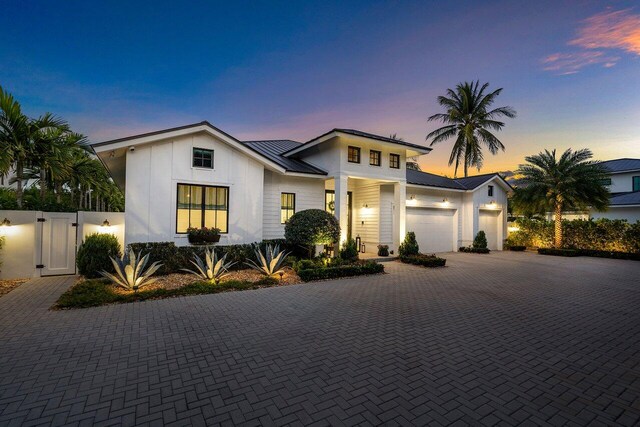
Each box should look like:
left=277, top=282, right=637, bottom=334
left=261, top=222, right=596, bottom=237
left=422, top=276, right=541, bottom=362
left=192, top=147, right=214, bottom=169
left=389, top=153, right=400, bottom=169
left=347, top=146, right=361, bottom=163
left=369, top=150, right=381, bottom=166
left=633, top=176, right=640, bottom=192
left=488, top=185, right=494, bottom=197
left=280, top=192, right=296, bottom=224
left=176, top=183, right=229, bottom=234
left=599, top=178, right=612, bottom=186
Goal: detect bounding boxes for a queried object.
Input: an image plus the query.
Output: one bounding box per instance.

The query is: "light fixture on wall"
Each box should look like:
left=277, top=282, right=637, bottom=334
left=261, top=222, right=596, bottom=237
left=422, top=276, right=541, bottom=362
left=362, top=203, right=369, bottom=208
left=1, top=218, right=10, bottom=227
left=102, top=219, right=110, bottom=227
left=442, top=198, right=449, bottom=203
left=409, top=195, right=415, bottom=200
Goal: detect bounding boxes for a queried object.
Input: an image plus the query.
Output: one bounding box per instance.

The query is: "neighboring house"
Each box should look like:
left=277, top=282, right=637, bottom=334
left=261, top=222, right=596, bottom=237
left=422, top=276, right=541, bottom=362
left=591, top=158, right=640, bottom=222
left=91, top=121, right=510, bottom=253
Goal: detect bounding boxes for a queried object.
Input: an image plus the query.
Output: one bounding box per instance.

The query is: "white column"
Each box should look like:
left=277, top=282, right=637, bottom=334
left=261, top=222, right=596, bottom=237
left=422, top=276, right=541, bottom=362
left=334, top=174, right=349, bottom=251
left=393, top=181, right=406, bottom=253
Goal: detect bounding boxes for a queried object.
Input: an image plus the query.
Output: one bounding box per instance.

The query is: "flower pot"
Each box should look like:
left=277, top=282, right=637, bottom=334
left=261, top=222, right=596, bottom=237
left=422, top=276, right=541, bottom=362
left=188, top=234, right=221, bottom=244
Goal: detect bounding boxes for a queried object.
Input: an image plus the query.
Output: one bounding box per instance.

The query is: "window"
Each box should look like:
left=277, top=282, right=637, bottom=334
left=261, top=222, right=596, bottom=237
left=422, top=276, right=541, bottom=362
left=369, top=150, right=381, bottom=166
left=599, top=178, right=612, bottom=186
left=176, top=184, right=228, bottom=233
left=325, top=190, right=335, bottom=214
left=634, top=176, right=640, bottom=192
left=348, top=146, right=360, bottom=163
left=193, top=148, right=214, bottom=168
left=281, top=193, right=295, bottom=224
left=488, top=185, right=494, bottom=197
left=389, top=153, right=400, bottom=169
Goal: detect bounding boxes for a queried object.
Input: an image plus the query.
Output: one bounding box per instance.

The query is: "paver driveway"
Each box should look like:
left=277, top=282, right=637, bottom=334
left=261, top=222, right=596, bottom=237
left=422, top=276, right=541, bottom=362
left=1, top=252, right=639, bottom=426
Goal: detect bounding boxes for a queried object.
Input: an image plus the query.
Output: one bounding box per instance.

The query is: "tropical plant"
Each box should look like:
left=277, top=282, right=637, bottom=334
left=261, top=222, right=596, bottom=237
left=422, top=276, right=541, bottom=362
left=245, top=244, right=289, bottom=277
left=399, top=232, right=420, bottom=256
left=427, top=80, right=516, bottom=177
left=473, top=231, right=488, bottom=249
left=183, top=247, right=235, bottom=284
left=77, top=233, right=122, bottom=279
left=513, top=148, right=609, bottom=248
left=100, top=250, right=163, bottom=291
left=284, top=209, right=341, bottom=257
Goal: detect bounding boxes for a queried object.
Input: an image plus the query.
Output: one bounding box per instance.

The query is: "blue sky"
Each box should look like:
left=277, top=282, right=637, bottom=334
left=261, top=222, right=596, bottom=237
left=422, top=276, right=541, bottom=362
left=1, top=0, right=639, bottom=175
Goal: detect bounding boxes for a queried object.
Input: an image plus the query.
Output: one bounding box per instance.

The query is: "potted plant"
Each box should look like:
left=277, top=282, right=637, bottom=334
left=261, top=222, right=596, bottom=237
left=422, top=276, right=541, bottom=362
left=377, top=244, right=389, bottom=256
left=187, top=227, right=221, bottom=244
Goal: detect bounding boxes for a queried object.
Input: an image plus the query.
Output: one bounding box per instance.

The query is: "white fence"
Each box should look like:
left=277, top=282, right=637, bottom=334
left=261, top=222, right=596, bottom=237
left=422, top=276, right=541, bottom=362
left=0, top=210, right=125, bottom=280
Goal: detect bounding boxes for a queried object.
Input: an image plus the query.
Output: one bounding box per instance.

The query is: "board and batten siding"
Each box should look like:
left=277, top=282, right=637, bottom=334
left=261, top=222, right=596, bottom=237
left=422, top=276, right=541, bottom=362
left=379, top=185, right=394, bottom=247
left=262, top=171, right=325, bottom=240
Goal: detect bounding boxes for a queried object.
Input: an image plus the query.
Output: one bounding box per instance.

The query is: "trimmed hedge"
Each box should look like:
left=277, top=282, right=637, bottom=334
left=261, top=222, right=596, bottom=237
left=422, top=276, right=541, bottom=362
left=508, top=245, right=527, bottom=251
left=538, top=247, right=640, bottom=260
left=459, top=247, right=491, bottom=254
left=400, top=254, right=446, bottom=267
left=297, top=261, right=384, bottom=282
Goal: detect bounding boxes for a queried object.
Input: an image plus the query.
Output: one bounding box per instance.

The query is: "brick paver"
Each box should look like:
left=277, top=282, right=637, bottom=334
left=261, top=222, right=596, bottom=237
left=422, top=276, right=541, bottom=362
left=1, top=252, right=639, bottom=426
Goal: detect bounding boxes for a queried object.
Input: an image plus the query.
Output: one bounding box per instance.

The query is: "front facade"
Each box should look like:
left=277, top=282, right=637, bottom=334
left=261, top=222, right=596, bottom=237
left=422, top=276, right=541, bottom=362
left=92, top=122, right=510, bottom=253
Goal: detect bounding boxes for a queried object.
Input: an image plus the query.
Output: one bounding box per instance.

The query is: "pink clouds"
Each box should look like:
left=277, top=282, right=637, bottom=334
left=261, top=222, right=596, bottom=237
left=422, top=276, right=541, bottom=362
left=544, top=8, right=640, bottom=74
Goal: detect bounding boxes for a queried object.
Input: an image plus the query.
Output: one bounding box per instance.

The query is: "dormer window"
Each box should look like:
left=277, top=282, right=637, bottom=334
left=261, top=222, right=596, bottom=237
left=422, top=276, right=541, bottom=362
left=193, top=148, right=214, bottom=169
left=389, top=153, right=400, bottom=169
left=348, top=146, right=361, bottom=163
left=488, top=185, right=494, bottom=197
left=369, top=150, right=381, bottom=166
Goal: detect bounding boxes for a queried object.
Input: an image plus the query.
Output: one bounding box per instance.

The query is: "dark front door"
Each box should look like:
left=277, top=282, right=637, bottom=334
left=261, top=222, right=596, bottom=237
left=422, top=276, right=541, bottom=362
left=325, top=190, right=352, bottom=240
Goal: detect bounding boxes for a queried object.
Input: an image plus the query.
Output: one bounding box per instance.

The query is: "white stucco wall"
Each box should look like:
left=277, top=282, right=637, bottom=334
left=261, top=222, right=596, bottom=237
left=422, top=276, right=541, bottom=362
left=77, top=211, right=126, bottom=252
left=124, top=132, right=265, bottom=246
left=0, top=210, right=39, bottom=279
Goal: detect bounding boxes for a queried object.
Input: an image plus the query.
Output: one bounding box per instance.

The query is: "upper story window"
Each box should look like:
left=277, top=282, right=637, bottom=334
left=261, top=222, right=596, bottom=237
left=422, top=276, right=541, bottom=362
left=369, top=150, right=381, bottom=166
left=176, top=184, right=228, bottom=233
left=281, top=193, right=295, bottom=224
left=633, top=176, right=640, bottom=192
left=599, top=178, right=612, bottom=186
left=389, top=153, right=400, bottom=169
left=193, top=148, right=214, bottom=169
left=348, top=146, right=361, bottom=163
left=488, top=185, right=494, bottom=197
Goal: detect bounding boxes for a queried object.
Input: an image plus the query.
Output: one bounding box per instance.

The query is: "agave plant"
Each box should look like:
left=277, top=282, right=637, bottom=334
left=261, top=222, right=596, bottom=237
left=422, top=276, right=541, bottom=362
left=100, top=250, right=163, bottom=292
left=245, top=244, right=289, bottom=278
left=183, top=247, right=236, bottom=284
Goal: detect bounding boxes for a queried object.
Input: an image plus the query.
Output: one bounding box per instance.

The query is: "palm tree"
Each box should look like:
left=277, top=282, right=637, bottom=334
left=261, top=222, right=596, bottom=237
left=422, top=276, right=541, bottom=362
left=513, top=148, right=609, bottom=248
left=427, top=81, right=516, bottom=177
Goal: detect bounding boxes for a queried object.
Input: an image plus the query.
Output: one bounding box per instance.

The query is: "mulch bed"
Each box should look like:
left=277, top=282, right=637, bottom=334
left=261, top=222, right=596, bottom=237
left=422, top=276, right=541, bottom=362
left=0, top=279, right=29, bottom=298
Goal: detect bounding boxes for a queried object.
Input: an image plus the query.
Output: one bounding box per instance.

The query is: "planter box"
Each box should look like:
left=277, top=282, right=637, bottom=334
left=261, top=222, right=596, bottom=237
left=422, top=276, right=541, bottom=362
left=188, top=234, right=221, bottom=245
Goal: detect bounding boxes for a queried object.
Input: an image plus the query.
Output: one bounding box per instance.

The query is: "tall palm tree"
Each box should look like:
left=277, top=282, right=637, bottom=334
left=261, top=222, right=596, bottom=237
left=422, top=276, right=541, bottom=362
left=427, top=81, right=516, bottom=177
left=513, top=148, right=609, bottom=248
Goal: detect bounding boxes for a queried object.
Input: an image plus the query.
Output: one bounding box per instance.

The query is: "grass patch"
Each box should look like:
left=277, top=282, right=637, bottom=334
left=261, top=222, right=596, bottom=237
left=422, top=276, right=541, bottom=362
left=55, top=276, right=280, bottom=309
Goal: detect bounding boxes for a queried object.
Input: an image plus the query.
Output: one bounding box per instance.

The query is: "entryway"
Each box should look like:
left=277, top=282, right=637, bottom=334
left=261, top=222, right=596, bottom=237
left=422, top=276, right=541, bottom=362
left=40, top=212, right=77, bottom=276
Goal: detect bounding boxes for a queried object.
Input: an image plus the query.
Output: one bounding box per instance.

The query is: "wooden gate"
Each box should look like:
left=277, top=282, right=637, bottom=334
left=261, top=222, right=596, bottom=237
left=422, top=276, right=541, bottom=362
left=39, top=212, right=77, bottom=276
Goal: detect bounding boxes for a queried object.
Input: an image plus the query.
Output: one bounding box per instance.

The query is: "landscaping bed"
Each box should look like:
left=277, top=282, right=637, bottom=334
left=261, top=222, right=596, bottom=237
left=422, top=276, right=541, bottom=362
left=0, top=278, right=28, bottom=298
left=399, top=254, right=446, bottom=267
left=538, top=248, right=640, bottom=260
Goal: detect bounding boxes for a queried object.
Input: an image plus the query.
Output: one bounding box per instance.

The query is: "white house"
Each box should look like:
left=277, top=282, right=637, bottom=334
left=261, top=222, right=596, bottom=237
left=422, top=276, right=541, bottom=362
left=591, top=159, right=640, bottom=222
left=91, top=121, right=510, bottom=253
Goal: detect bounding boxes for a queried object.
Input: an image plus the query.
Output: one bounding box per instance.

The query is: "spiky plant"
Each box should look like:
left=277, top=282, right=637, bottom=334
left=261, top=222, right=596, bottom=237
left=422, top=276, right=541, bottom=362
left=183, top=247, right=236, bottom=284
left=100, top=250, right=163, bottom=292
left=245, top=244, right=289, bottom=277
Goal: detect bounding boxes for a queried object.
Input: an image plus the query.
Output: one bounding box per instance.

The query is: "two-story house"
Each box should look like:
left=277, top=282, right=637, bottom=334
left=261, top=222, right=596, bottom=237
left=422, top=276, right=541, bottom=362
left=91, top=121, right=510, bottom=253
left=590, top=158, right=640, bottom=223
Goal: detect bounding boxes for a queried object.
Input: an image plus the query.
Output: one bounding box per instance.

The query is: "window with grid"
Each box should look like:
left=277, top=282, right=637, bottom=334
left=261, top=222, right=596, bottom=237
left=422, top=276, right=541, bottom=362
left=176, top=184, right=228, bottom=233
left=389, top=153, right=400, bottom=169
left=348, top=146, right=360, bottom=163
left=281, top=193, right=295, bottom=224
left=193, top=148, right=214, bottom=168
left=369, top=150, right=381, bottom=166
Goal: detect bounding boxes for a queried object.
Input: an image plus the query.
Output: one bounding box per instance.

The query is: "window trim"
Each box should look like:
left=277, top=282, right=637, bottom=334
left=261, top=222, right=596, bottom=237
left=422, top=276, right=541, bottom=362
left=369, top=150, right=381, bottom=166
left=280, top=192, right=296, bottom=224
left=192, top=147, right=214, bottom=169
left=488, top=185, right=494, bottom=197
left=389, top=153, right=400, bottom=169
left=633, top=176, right=640, bottom=192
left=347, top=146, right=361, bottom=163
left=176, top=183, right=229, bottom=234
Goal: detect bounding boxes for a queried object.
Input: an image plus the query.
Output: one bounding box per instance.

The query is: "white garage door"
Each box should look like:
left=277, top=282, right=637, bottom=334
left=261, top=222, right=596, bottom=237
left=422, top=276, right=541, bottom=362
left=479, top=210, right=499, bottom=250
left=406, top=208, right=456, bottom=253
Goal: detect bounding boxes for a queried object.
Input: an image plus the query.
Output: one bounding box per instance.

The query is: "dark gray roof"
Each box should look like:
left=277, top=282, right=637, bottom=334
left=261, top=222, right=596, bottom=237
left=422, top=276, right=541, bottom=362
left=333, top=129, right=431, bottom=152
left=241, top=140, right=327, bottom=175
left=407, top=170, right=509, bottom=191
left=610, top=191, right=640, bottom=206
left=599, top=158, right=640, bottom=174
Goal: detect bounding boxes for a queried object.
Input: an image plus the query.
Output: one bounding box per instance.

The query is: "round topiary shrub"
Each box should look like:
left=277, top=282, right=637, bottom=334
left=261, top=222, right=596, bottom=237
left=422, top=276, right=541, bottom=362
left=285, top=209, right=340, bottom=257
left=77, top=233, right=122, bottom=278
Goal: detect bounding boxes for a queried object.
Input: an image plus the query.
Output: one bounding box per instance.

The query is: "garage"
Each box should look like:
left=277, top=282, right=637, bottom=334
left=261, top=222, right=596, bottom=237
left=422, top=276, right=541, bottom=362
left=406, top=207, right=456, bottom=253
left=478, top=210, right=500, bottom=250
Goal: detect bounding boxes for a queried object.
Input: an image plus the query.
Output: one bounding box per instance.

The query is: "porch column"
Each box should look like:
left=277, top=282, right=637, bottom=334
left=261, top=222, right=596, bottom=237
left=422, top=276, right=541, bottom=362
left=334, top=174, right=349, bottom=251
left=393, top=181, right=406, bottom=253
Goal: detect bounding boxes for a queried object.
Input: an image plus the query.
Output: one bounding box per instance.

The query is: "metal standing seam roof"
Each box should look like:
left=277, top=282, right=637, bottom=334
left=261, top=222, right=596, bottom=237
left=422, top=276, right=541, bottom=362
left=599, top=158, right=640, bottom=173
left=406, top=169, right=506, bottom=191
left=333, top=129, right=432, bottom=152
left=609, top=191, right=640, bottom=206
left=241, top=140, right=327, bottom=175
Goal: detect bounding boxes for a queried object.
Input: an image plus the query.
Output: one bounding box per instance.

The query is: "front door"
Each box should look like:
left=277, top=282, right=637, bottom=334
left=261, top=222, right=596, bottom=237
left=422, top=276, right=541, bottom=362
left=40, top=212, right=77, bottom=276
left=325, top=190, right=353, bottom=239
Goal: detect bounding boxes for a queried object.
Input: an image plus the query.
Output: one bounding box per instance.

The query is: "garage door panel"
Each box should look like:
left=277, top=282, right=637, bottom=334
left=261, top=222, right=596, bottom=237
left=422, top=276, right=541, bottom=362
left=479, top=210, right=499, bottom=250
left=406, top=208, right=456, bottom=253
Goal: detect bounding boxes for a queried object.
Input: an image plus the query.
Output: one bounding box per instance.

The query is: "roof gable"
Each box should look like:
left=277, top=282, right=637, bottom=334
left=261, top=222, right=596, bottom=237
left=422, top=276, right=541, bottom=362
left=241, top=140, right=327, bottom=175
left=407, top=170, right=512, bottom=191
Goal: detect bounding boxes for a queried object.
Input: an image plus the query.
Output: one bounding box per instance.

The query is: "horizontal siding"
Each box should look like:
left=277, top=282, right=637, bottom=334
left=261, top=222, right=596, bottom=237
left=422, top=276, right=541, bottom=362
left=379, top=185, right=394, bottom=245
left=352, top=181, right=380, bottom=249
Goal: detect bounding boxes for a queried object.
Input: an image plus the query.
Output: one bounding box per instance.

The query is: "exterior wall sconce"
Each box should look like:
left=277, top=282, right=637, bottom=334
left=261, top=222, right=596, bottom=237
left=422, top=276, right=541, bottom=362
left=1, top=218, right=10, bottom=227
left=102, top=219, right=110, bottom=227
left=442, top=198, right=448, bottom=203
left=362, top=203, right=369, bottom=208
left=409, top=195, right=416, bottom=200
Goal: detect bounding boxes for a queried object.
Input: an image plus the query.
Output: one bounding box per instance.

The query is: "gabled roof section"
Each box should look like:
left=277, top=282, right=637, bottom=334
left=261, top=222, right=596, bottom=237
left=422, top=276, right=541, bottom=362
left=407, top=170, right=513, bottom=191
left=283, top=128, right=431, bottom=157
left=609, top=191, right=640, bottom=206
left=599, top=158, right=640, bottom=174
left=241, top=140, right=327, bottom=175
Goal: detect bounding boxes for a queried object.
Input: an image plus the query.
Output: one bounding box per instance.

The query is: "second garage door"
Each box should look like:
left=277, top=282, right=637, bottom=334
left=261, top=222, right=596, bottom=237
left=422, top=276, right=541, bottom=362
left=479, top=210, right=500, bottom=250
left=406, top=207, right=456, bottom=253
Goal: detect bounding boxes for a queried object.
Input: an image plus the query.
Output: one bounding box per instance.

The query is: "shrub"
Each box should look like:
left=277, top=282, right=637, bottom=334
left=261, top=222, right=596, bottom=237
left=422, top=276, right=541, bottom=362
left=537, top=247, right=640, bottom=260
left=297, top=261, right=384, bottom=282
left=183, top=248, right=236, bottom=284
left=77, top=233, right=122, bottom=278
left=245, top=244, right=289, bottom=277
left=284, top=209, right=340, bottom=256
left=400, top=254, right=446, bottom=267
left=459, top=247, right=491, bottom=254
left=399, top=232, right=419, bottom=256
left=340, top=238, right=359, bottom=262
left=508, top=245, right=527, bottom=251
left=377, top=245, right=389, bottom=256
left=473, top=231, right=488, bottom=249
left=537, top=248, right=581, bottom=257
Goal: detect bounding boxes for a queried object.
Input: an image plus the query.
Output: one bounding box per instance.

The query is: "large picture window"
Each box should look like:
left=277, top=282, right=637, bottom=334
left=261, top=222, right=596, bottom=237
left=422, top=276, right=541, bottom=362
left=281, top=193, right=295, bottom=224
left=193, top=148, right=214, bottom=168
left=177, top=184, right=228, bottom=233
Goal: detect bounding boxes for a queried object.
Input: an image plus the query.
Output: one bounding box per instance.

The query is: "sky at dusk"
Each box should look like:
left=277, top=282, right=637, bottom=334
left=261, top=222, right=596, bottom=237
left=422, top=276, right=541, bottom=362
left=1, top=0, right=639, bottom=176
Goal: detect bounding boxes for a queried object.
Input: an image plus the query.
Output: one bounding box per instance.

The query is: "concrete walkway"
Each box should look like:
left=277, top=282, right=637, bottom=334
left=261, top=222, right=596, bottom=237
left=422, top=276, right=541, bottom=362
left=0, top=253, right=639, bottom=426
